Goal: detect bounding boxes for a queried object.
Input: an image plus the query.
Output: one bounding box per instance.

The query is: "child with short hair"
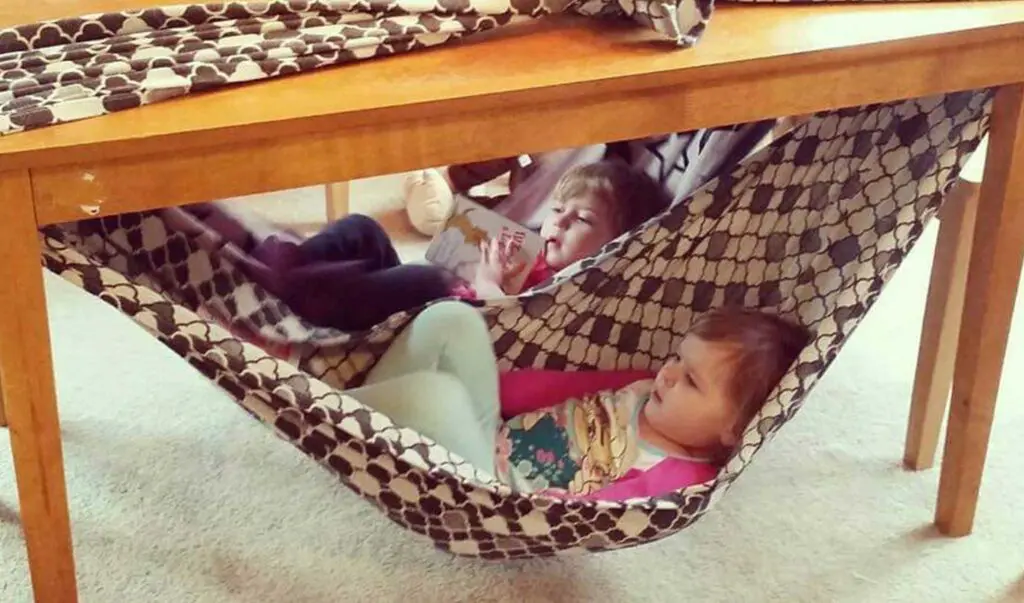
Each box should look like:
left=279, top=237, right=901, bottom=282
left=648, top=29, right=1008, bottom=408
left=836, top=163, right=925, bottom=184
left=186, top=159, right=671, bottom=332
left=347, top=300, right=811, bottom=499
left=465, top=159, right=672, bottom=298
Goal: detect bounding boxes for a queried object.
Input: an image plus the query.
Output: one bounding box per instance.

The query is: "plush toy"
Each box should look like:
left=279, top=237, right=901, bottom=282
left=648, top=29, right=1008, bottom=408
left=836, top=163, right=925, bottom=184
left=403, top=168, right=456, bottom=237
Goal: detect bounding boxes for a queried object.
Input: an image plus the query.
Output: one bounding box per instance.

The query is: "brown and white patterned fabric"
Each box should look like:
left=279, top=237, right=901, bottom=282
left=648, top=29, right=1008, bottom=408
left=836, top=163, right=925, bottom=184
left=0, top=0, right=712, bottom=135
left=38, top=85, right=993, bottom=558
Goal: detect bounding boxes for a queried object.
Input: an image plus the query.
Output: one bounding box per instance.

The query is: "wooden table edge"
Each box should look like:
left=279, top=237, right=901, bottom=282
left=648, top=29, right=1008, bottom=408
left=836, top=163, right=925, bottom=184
left=2, top=15, right=1023, bottom=172
left=29, top=29, right=1024, bottom=226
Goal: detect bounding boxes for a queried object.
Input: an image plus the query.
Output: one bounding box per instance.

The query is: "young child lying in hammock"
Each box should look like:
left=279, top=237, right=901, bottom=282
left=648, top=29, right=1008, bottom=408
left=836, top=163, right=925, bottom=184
left=346, top=300, right=810, bottom=500
left=185, top=159, right=670, bottom=332
left=455, top=159, right=670, bottom=300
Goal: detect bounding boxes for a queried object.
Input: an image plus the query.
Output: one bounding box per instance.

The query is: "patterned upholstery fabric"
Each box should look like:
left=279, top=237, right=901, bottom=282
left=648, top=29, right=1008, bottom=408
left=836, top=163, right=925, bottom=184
left=38, top=88, right=993, bottom=558
left=0, top=0, right=712, bottom=134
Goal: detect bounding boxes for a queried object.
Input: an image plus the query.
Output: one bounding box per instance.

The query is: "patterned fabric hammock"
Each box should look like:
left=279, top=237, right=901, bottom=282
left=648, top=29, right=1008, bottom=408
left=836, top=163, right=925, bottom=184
left=6, top=0, right=992, bottom=558
left=39, top=88, right=992, bottom=558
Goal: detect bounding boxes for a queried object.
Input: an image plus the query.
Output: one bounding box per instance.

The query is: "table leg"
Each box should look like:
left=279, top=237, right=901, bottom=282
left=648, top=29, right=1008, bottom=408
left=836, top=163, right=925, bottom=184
left=936, top=83, right=1024, bottom=537
left=0, top=170, right=78, bottom=601
left=904, top=177, right=979, bottom=470
left=325, top=181, right=351, bottom=222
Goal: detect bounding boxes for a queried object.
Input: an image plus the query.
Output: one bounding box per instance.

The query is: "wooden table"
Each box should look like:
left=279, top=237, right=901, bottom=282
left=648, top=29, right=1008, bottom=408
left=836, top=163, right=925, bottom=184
left=2, top=1, right=1023, bottom=601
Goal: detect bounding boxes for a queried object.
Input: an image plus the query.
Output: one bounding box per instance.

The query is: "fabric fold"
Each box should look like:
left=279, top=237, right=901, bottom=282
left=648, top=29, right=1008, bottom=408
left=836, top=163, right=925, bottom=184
left=0, top=0, right=710, bottom=135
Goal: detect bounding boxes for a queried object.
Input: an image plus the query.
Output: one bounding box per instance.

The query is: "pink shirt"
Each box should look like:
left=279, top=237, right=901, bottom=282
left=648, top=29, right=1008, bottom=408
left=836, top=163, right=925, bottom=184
left=497, top=369, right=720, bottom=501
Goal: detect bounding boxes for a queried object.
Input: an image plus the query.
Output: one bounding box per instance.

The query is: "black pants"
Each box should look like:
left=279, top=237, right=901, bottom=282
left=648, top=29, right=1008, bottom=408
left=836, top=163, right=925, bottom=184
left=260, top=214, right=455, bottom=332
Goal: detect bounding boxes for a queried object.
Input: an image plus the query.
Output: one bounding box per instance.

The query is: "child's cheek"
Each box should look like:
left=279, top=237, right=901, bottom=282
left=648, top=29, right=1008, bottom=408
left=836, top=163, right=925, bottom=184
left=642, top=400, right=658, bottom=426
left=666, top=396, right=691, bottom=426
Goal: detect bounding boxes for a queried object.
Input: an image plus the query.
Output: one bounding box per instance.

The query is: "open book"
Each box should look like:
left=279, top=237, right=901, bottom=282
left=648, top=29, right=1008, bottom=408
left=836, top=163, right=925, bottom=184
left=424, top=197, right=545, bottom=292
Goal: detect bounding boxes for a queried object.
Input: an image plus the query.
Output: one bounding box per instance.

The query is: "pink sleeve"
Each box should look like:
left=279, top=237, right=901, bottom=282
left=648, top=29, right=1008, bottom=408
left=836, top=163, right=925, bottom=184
left=498, top=369, right=656, bottom=418
left=575, top=458, right=720, bottom=502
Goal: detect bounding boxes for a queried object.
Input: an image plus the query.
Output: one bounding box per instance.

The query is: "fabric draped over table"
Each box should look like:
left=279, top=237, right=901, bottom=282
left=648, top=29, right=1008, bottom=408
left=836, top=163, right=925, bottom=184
left=0, top=0, right=711, bottom=135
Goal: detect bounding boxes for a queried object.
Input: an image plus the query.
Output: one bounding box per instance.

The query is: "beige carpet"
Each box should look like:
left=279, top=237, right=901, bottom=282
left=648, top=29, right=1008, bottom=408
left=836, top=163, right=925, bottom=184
left=2, top=177, right=1024, bottom=603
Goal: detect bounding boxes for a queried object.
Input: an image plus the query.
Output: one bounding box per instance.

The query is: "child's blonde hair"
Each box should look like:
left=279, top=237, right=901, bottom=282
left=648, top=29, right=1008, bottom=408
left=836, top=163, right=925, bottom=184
left=553, top=160, right=672, bottom=234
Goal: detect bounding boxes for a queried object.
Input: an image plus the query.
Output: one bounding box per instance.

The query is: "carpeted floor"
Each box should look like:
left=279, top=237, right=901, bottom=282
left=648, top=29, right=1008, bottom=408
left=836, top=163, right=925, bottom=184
left=2, top=177, right=1023, bottom=603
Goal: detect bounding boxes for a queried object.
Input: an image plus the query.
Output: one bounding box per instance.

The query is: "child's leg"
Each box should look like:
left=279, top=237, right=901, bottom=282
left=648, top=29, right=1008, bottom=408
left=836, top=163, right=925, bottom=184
left=346, top=301, right=502, bottom=469
left=365, top=301, right=500, bottom=417
left=247, top=213, right=451, bottom=330
left=297, top=213, right=401, bottom=270
left=283, top=262, right=454, bottom=332
left=346, top=371, right=498, bottom=470
left=182, top=202, right=260, bottom=251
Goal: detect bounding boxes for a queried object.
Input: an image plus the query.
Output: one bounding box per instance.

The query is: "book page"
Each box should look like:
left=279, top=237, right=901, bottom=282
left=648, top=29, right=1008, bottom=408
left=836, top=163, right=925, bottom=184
left=425, top=197, right=545, bottom=292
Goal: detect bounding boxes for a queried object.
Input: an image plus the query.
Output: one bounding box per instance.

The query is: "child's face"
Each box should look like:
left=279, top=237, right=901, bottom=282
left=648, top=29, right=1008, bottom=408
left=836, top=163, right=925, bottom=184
left=644, top=335, right=741, bottom=452
left=539, top=193, right=618, bottom=270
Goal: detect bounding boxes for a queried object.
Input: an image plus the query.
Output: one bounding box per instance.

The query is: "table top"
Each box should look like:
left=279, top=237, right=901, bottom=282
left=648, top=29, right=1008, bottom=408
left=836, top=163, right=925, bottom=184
left=2, top=0, right=1024, bottom=168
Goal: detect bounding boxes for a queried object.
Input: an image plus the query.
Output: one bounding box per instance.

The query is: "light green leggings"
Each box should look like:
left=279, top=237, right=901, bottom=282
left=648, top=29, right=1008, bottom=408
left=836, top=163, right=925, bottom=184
left=345, top=301, right=501, bottom=472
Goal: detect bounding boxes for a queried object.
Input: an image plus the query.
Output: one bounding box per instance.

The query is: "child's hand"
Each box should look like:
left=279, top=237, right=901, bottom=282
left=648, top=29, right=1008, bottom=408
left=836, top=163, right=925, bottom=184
left=476, top=238, right=527, bottom=294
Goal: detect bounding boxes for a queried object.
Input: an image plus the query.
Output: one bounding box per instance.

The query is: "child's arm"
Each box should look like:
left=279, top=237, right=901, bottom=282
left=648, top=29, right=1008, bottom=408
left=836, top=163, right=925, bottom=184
left=499, top=370, right=656, bottom=418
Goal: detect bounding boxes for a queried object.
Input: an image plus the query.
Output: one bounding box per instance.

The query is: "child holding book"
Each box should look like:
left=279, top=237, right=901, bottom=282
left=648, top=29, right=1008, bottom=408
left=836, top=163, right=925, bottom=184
left=187, top=159, right=671, bottom=332
left=347, top=300, right=811, bottom=499
left=462, top=160, right=670, bottom=299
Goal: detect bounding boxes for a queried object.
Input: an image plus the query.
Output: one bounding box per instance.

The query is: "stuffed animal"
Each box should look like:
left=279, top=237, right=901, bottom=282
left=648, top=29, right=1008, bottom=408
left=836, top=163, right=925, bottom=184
left=403, top=168, right=456, bottom=237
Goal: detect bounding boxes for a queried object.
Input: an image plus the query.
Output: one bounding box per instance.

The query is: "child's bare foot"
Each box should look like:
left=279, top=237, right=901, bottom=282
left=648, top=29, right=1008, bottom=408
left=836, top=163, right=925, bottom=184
left=403, top=168, right=455, bottom=237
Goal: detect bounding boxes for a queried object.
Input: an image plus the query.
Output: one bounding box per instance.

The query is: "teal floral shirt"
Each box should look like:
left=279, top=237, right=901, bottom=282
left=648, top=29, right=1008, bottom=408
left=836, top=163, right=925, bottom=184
left=495, top=380, right=660, bottom=495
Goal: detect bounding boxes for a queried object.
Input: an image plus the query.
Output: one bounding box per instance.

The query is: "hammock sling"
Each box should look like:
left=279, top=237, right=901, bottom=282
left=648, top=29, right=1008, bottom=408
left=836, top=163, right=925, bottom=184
left=5, top=1, right=993, bottom=558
